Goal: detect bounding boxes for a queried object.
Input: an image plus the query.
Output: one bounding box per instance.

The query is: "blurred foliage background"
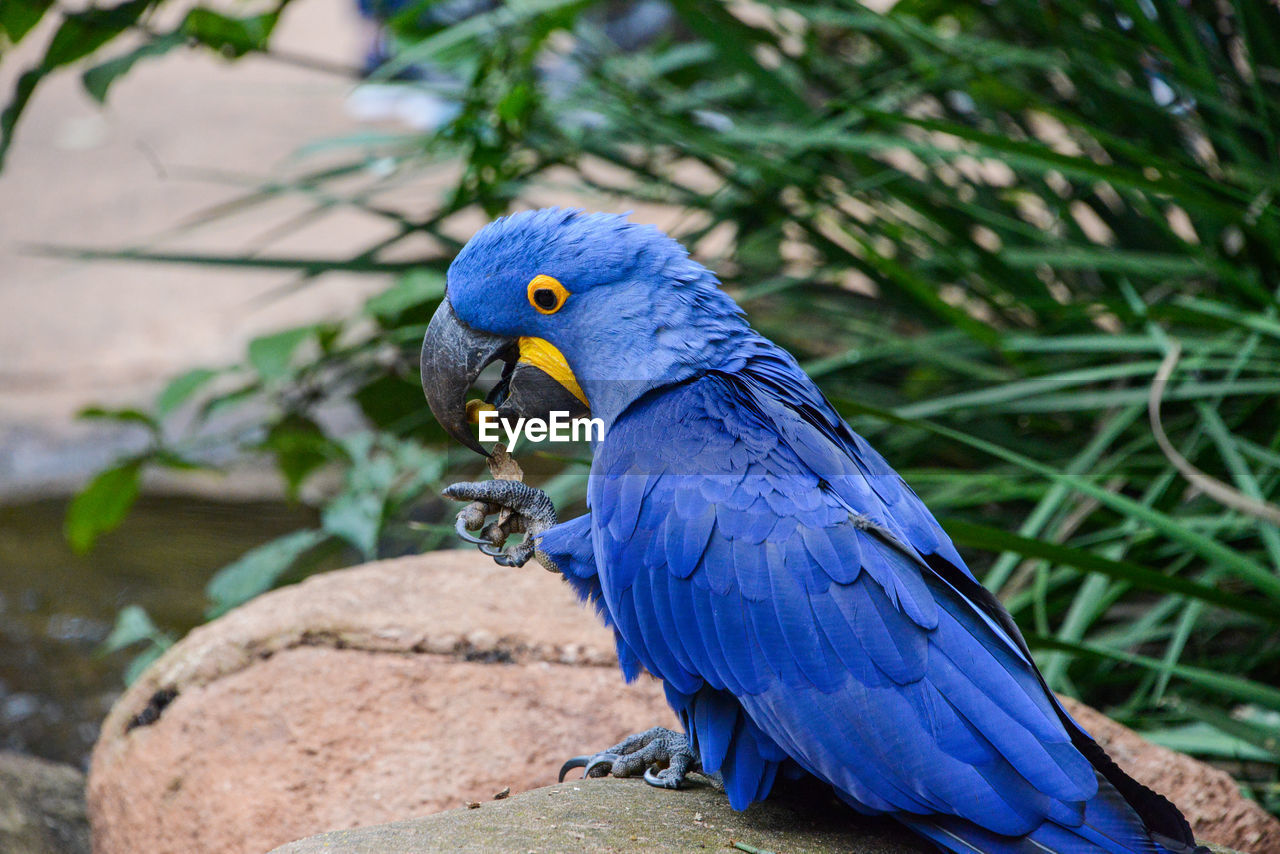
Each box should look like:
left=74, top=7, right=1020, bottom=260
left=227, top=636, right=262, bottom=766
left=4, top=0, right=1279, bottom=814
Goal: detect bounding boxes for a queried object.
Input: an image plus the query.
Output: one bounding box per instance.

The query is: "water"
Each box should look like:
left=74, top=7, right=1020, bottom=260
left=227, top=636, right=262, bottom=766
left=0, top=496, right=318, bottom=769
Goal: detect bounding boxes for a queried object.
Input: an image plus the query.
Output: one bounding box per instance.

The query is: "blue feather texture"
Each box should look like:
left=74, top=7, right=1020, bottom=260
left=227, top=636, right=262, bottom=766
left=578, top=374, right=1194, bottom=852
left=444, top=210, right=1202, bottom=854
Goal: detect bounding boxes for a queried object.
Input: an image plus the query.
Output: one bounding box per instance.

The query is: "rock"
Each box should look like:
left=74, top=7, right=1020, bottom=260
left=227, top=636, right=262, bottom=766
left=1059, top=697, right=1280, bottom=854
left=271, top=777, right=932, bottom=854
left=89, top=551, right=1278, bottom=854
left=88, top=551, right=676, bottom=854
left=0, top=751, right=91, bottom=854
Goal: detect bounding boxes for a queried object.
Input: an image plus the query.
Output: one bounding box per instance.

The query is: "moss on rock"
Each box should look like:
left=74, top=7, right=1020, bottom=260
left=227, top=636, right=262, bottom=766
left=272, top=777, right=933, bottom=854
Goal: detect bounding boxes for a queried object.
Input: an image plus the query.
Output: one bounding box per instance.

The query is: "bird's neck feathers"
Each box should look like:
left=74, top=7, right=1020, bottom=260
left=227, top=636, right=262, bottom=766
left=572, top=256, right=760, bottom=427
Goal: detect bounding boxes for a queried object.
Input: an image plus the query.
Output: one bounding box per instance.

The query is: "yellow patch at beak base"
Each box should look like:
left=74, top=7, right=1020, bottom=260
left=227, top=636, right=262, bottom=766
left=517, top=337, right=588, bottom=407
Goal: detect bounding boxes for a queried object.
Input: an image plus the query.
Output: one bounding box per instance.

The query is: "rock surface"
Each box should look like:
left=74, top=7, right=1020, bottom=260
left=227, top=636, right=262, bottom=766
left=0, top=751, right=91, bottom=854
left=271, top=778, right=1254, bottom=854
left=88, top=551, right=676, bottom=854
left=88, top=551, right=1279, bottom=854
left=271, top=777, right=932, bottom=854
left=1060, top=698, right=1280, bottom=854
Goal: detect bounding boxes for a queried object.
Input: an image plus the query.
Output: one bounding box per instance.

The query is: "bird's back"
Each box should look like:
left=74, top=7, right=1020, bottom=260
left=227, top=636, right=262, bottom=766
left=586, top=348, right=1202, bottom=854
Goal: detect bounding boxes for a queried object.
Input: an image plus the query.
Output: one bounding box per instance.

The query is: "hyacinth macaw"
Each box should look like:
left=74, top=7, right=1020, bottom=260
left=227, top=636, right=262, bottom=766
left=419, top=208, right=1204, bottom=854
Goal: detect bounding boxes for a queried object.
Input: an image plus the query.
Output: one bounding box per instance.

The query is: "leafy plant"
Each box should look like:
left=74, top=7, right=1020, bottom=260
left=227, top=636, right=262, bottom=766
left=99, top=604, right=176, bottom=685
left=8, top=0, right=1280, bottom=813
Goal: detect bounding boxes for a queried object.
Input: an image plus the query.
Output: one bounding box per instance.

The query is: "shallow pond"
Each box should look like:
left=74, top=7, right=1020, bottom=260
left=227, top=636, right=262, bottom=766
left=0, top=496, right=318, bottom=769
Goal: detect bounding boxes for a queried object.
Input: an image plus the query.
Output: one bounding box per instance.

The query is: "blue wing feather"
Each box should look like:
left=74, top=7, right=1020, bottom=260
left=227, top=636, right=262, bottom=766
left=538, top=513, right=647, bottom=682
left=573, top=364, right=1189, bottom=853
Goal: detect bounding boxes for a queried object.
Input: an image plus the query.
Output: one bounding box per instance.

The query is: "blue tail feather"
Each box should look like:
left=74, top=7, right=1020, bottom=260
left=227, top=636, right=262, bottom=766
left=892, top=773, right=1207, bottom=854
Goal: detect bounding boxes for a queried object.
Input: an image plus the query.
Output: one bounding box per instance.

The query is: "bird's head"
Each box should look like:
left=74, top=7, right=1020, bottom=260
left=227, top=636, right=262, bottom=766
left=421, top=208, right=747, bottom=454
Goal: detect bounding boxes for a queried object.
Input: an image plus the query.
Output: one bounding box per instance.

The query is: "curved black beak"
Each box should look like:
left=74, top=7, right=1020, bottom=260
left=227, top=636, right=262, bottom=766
left=421, top=298, right=592, bottom=457
left=420, top=298, right=515, bottom=456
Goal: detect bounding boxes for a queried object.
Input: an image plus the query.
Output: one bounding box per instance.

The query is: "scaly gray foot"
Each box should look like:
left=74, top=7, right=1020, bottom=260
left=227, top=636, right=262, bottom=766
left=559, top=726, right=699, bottom=790
left=443, top=480, right=557, bottom=567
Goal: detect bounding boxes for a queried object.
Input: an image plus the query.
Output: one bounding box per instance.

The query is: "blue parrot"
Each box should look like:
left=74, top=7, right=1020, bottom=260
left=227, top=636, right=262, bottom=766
left=419, top=208, right=1205, bottom=854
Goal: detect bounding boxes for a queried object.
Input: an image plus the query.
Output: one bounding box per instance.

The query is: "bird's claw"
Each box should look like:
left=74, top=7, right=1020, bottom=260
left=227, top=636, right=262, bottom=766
left=557, top=727, right=698, bottom=791
left=558, top=755, right=588, bottom=782
left=644, top=764, right=689, bottom=789
left=443, top=480, right=557, bottom=568
left=482, top=539, right=534, bottom=567
left=586, top=753, right=621, bottom=779
left=453, top=515, right=491, bottom=546
left=557, top=752, right=620, bottom=782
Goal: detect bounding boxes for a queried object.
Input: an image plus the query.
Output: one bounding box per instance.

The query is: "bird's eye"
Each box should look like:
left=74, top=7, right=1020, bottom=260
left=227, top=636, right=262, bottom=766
left=527, top=274, right=569, bottom=315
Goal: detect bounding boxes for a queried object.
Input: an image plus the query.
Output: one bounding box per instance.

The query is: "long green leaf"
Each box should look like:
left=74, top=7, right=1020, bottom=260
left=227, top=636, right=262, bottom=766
left=838, top=399, right=1280, bottom=600
left=945, top=518, right=1275, bottom=621
left=1028, top=634, right=1280, bottom=712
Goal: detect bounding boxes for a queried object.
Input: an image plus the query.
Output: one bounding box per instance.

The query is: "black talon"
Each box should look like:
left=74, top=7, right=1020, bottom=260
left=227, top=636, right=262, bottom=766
left=559, top=756, right=589, bottom=782
left=490, top=549, right=523, bottom=567
left=584, top=753, right=620, bottom=779
left=644, top=766, right=680, bottom=789
left=643, top=748, right=694, bottom=790
left=454, top=515, right=490, bottom=546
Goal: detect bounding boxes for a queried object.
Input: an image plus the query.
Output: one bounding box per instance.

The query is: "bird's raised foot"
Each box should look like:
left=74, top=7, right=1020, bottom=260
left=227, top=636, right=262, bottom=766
left=443, top=479, right=557, bottom=567
left=558, top=727, right=699, bottom=791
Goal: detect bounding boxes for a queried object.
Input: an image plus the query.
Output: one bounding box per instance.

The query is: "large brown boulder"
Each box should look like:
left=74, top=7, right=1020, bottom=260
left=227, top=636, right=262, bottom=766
left=88, top=551, right=676, bottom=854
left=88, top=551, right=1279, bottom=854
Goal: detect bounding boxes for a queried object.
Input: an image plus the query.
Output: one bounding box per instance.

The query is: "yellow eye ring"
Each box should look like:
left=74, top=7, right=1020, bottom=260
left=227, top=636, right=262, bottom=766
left=527, top=274, right=569, bottom=315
